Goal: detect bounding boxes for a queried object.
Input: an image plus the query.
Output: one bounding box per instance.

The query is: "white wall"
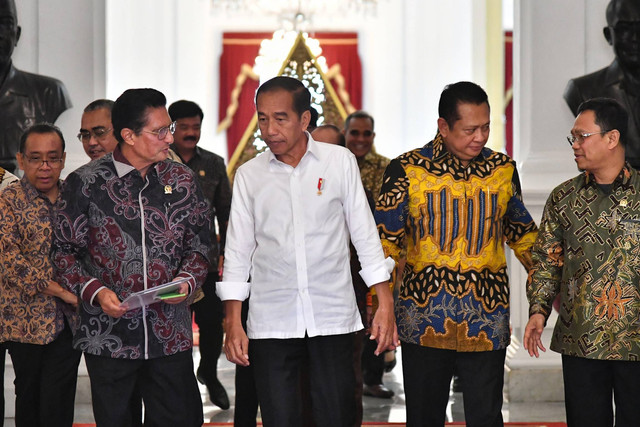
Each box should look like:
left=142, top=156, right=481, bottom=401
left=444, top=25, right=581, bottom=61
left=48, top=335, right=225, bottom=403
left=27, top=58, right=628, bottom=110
left=105, top=0, right=486, bottom=161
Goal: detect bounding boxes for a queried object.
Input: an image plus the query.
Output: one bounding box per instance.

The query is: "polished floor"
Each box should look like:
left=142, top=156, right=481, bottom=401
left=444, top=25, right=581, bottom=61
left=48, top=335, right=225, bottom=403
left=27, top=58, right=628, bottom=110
left=3, top=346, right=567, bottom=425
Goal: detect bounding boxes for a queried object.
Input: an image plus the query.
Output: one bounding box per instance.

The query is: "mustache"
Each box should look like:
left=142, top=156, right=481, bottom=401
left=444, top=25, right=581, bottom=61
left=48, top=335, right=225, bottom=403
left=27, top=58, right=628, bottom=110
left=182, top=136, right=198, bottom=142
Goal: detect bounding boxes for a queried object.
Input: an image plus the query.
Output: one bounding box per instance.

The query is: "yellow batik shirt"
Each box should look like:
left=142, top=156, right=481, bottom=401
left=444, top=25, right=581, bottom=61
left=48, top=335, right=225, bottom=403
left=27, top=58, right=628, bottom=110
left=375, top=133, right=538, bottom=351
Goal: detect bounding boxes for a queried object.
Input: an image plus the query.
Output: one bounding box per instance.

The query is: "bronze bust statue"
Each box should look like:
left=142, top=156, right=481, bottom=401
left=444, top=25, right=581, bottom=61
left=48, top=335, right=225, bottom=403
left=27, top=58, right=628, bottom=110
left=564, top=0, right=640, bottom=168
left=0, top=0, right=71, bottom=173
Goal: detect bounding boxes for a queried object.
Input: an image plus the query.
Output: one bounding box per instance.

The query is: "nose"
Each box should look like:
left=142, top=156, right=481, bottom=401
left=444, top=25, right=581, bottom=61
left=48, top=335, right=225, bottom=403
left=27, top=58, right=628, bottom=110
left=475, top=127, right=489, bottom=141
left=40, top=160, right=53, bottom=170
left=88, top=135, right=99, bottom=146
left=265, top=120, right=278, bottom=136
left=165, top=131, right=174, bottom=144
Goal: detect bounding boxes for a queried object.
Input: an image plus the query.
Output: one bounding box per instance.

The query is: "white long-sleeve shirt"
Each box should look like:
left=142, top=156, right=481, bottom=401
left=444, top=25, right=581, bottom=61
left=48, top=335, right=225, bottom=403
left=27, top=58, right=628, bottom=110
left=217, top=135, right=392, bottom=339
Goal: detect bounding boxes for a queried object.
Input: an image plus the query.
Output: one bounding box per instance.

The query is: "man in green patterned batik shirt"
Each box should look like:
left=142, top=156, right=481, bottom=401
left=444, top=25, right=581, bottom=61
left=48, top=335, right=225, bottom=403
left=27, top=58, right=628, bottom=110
left=525, top=98, right=640, bottom=426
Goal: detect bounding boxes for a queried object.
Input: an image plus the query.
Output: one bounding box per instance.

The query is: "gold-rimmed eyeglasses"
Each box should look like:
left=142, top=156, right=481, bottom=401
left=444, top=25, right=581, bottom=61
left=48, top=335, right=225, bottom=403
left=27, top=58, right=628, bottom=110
left=142, top=121, right=176, bottom=140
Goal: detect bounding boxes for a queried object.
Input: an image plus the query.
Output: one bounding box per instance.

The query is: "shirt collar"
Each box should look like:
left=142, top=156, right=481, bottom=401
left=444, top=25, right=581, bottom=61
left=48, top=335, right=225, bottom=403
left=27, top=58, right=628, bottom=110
left=583, top=162, right=634, bottom=189
left=430, top=131, right=489, bottom=165
left=267, top=131, right=319, bottom=167
left=19, top=175, right=61, bottom=204
left=112, top=145, right=138, bottom=178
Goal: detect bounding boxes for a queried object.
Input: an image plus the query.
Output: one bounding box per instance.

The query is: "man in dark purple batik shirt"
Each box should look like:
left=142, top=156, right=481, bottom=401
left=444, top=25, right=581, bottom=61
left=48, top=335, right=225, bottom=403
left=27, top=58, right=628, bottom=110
left=52, top=88, right=210, bottom=427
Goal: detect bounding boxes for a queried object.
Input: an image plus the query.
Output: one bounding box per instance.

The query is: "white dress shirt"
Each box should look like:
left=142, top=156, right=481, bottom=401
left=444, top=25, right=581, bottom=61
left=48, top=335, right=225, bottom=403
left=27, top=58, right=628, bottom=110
left=217, top=135, right=392, bottom=339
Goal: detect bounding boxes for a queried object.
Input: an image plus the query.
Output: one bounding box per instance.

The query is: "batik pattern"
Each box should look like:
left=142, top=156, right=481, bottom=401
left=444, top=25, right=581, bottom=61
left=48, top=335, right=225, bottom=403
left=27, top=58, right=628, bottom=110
left=375, top=133, right=537, bottom=351
left=0, top=179, right=77, bottom=344
left=52, top=151, right=210, bottom=359
left=528, top=165, right=640, bottom=360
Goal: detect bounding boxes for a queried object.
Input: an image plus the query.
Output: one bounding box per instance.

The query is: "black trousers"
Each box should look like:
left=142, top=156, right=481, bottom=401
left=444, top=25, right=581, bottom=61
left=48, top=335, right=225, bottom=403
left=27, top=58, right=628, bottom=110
left=192, top=272, right=224, bottom=379
left=251, top=333, right=356, bottom=427
left=6, top=325, right=81, bottom=427
left=234, top=300, right=259, bottom=427
left=401, top=342, right=505, bottom=427
left=562, top=354, right=640, bottom=427
left=84, top=350, right=202, bottom=427
left=361, top=333, right=385, bottom=385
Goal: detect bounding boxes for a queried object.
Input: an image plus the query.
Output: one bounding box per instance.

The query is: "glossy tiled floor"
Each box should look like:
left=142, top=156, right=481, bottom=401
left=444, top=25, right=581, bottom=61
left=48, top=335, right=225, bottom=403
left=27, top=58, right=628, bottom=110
left=3, top=346, right=567, bottom=426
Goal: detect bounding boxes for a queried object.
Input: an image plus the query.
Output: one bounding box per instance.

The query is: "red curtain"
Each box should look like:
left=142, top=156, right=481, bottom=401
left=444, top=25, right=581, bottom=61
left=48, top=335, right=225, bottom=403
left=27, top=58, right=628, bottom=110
left=219, top=32, right=362, bottom=160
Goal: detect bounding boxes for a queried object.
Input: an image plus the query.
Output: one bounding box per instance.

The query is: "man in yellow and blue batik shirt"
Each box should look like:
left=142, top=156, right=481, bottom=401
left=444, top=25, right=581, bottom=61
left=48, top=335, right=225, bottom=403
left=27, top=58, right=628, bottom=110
left=375, top=81, right=538, bottom=427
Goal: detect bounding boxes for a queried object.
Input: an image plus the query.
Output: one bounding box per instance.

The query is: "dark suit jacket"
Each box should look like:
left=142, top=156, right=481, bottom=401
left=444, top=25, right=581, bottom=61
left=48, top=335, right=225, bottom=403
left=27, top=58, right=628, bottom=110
left=564, top=59, right=640, bottom=168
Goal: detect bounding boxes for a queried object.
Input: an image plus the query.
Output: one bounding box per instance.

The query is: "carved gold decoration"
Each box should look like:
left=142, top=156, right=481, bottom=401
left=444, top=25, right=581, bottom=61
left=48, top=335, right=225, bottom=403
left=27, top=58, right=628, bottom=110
left=227, top=32, right=350, bottom=181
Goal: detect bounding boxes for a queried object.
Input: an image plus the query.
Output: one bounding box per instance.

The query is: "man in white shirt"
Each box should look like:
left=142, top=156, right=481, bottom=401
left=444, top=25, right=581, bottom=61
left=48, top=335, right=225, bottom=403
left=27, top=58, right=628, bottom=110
left=217, top=76, right=397, bottom=427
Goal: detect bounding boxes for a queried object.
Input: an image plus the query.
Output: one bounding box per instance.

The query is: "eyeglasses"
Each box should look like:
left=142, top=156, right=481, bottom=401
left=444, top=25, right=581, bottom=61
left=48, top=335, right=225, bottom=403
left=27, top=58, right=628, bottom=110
left=566, top=130, right=610, bottom=146
left=142, top=121, right=176, bottom=140
left=77, top=128, right=113, bottom=143
left=26, top=157, right=64, bottom=168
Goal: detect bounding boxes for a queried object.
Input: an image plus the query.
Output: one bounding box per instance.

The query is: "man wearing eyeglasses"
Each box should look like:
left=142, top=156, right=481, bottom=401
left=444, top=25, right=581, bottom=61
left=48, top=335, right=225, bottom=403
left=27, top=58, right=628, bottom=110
left=525, top=98, right=640, bottom=426
left=52, top=88, right=210, bottom=427
left=78, top=99, right=117, bottom=161
left=0, top=123, right=81, bottom=426
left=564, top=0, right=640, bottom=169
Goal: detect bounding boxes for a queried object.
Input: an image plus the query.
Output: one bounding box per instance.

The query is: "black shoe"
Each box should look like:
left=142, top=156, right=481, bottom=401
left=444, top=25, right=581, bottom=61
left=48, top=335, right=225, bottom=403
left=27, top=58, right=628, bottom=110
left=363, top=383, right=394, bottom=399
left=197, top=368, right=230, bottom=410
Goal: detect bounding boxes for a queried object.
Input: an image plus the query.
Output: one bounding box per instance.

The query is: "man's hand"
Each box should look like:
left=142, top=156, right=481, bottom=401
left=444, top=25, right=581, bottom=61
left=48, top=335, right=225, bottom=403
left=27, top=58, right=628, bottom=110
left=523, top=313, right=547, bottom=357
left=223, top=300, right=250, bottom=366
left=370, top=281, right=399, bottom=355
left=42, top=280, right=79, bottom=308
left=95, top=288, right=126, bottom=318
left=162, top=281, right=190, bottom=305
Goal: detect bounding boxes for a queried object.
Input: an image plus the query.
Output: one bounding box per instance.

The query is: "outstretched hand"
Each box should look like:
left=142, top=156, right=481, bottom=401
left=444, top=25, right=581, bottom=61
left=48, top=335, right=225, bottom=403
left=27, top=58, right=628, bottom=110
left=523, top=313, right=546, bottom=357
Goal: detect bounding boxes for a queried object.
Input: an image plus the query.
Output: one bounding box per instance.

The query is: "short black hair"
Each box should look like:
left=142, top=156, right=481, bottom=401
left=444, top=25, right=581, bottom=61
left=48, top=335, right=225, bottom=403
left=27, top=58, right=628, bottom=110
left=308, top=106, right=319, bottom=131
left=255, top=76, right=311, bottom=117
left=19, top=123, right=66, bottom=154
left=577, top=97, right=628, bottom=146
left=84, top=99, right=114, bottom=113
left=112, top=88, right=167, bottom=144
left=439, top=81, right=490, bottom=128
left=344, top=110, right=375, bottom=131
left=168, top=100, right=204, bottom=121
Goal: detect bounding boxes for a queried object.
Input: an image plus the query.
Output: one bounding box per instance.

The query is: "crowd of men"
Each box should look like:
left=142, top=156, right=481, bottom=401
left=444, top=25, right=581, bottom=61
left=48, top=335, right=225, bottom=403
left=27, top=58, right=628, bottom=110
left=2, top=10, right=640, bottom=425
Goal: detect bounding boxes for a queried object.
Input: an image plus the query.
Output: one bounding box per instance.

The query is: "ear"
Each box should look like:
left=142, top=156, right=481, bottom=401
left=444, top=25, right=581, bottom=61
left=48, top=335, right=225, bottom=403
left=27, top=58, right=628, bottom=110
left=437, top=117, right=450, bottom=138
left=15, top=25, right=21, bottom=45
left=607, top=129, right=621, bottom=149
left=60, top=152, right=67, bottom=169
left=121, top=128, right=135, bottom=146
left=603, top=26, right=613, bottom=45
left=301, top=110, right=311, bottom=131
left=16, top=152, right=25, bottom=172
